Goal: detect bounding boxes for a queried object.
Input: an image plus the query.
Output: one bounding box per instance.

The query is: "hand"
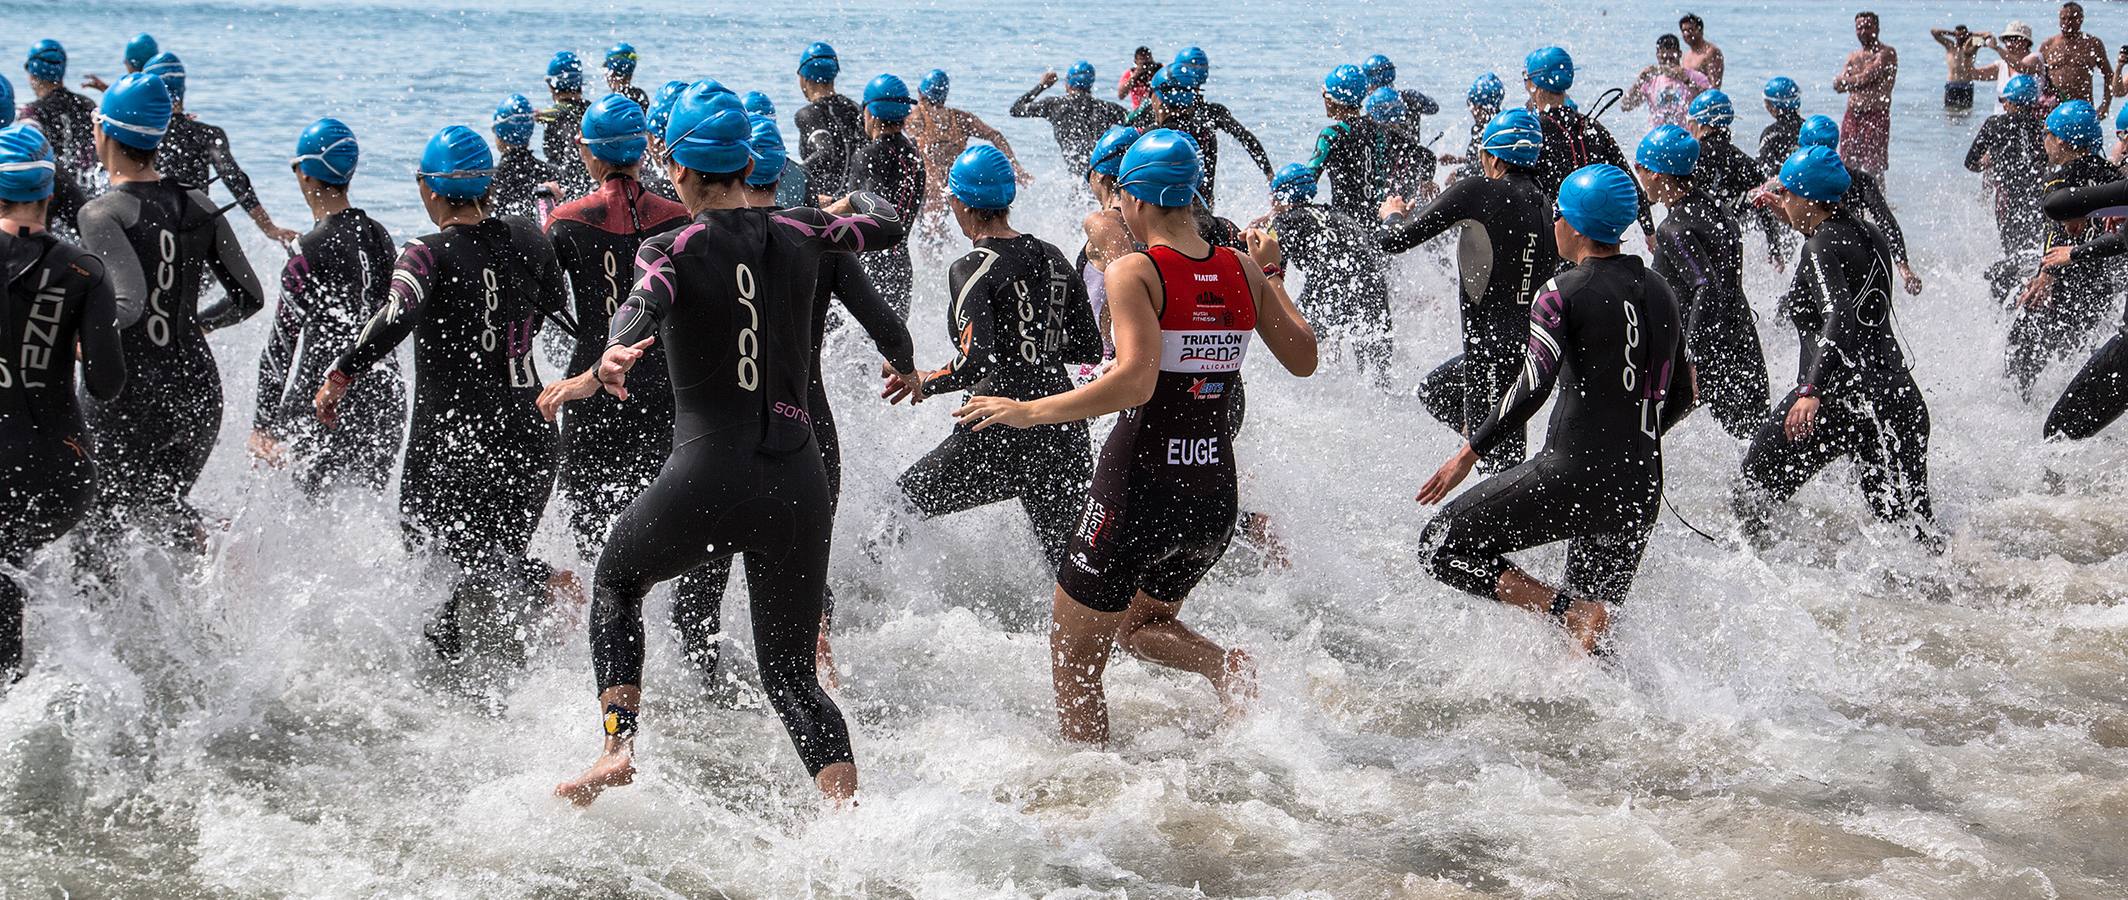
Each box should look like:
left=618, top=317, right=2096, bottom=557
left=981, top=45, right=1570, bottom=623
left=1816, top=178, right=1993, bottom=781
left=1244, top=227, right=1283, bottom=271
left=1016, top=168, right=1035, bottom=187
left=1416, top=444, right=1479, bottom=504
left=81, top=74, right=109, bottom=92
left=313, top=371, right=350, bottom=428
left=823, top=195, right=855, bottom=215
left=1379, top=195, right=1414, bottom=219
left=1784, top=395, right=1820, bottom=442
left=2018, top=273, right=2055, bottom=308
left=596, top=336, right=655, bottom=400
left=264, top=223, right=301, bottom=245
left=880, top=362, right=926, bottom=404
left=1769, top=251, right=1789, bottom=272
left=2042, top=245, right=2075, bottom=270
left=1039, top=70, right=1059, bottom=88
left=537, top=369, right=602, bottom=421
left=1437, top=153, right=1463, bottom=166
left=953, top=395, right=1040, bottom=431
left=247, top=429, right=287, bottom=468
left=1897, top=262, right=1923, bottom=296
left=1418, top=181, right=1441, bottom=202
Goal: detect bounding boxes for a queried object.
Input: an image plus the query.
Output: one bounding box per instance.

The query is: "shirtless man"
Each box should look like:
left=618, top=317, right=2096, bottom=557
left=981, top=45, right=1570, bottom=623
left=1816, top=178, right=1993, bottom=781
left=1833, top=11, right=1899, bottom=177
left=907, top=69, right=1027, bottom=234
left=1680, top=14, right=1725, bottom=88
left=1932, top=25, right=1990, bottom=110
left=2042, top=3, right=2112, bottom=116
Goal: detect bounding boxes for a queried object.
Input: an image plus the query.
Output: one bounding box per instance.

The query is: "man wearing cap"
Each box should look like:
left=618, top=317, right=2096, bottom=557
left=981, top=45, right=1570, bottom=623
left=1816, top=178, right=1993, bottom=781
left=1832, top=11, right=1899, bottom=178
left=794, top=42, right=864, bottom=195
left=488, top=94, right=561, bottom=222
left=1978, top=22, right=2044, bottom=109
left=1307, top=64, right=1389, bottom=218
left=1261, top=162, right=1393, bottom=388
left=844, top=73, right=926, bottom=319
left=1123, top=48, right=1276, bottom=211
left=1116, top=46, right=1160, bottom=109
left=539, top=51, right=593, bottom=197
left=1010, top=63, right=1127, bottom=181
left=1416, top=162, right=1694, bottom=656
left=1439, top=73, right=1505, bottom=185
left=1523, top=46, right=1654, bottom=239
left=2042, top=3, right=2112, bottom=116
left=1932, top=25, right=1992, bottom=111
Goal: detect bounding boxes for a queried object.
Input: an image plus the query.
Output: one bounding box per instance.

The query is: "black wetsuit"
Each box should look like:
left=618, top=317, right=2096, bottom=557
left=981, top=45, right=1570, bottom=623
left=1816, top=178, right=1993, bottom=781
left=1421, top=254, right=1691, bottom=605
left=1124, top=99, right=1275, bottom=210
left=1305, top=117, right=1389, bottom=218
left=332, top=215, right=570, bottom=661
left=1650, top=187, right=1771, bottom=440
left=2009, top=154, right=2122, bottom=399
left=1842, top=172, right=1909, bottom=269
left=1381, top=123, right=1439, bottom=201
left=157, top=114, right=264, bottom=217
left=1530, top=102, right=1655, bottom=236
left=1695, top=129, right=1781, bottom=252
left=253, top=208, right=405, bottom=493
left=613, top=84, right=650, bottom=110
left=2, top=228, right=125, bottom=680
left=591, top=194, right=905, bottom=777
left=796, top=92, right=866, bottom=199
left=77, top=180, right=263, bottom=552
left=1756, top=110, right=1805, bottom=259
left=541, top=98, right=593, bottom=197
left=21, top=88, right=97, bottom=175
left=489, top=146, right=560, bottom=224
left=1382, top=169, right=1558, bottom=470
left=548, top=176, right=692, bottom=554
left=1734, top=208, right=1934, bottom=544
left=845, top=132, right=925, bottom=320
left=1452, top=116, right=1490, bottom=182
left=1272, top=202, right=1393, bottom=383
left=1010, top=84, right=1128, bottom=180
left=2037, top=175, right=2128, bottom=438
left=899, top=233, right=1102, bottom=571
left=1965, top=108, right=2049, bottom=264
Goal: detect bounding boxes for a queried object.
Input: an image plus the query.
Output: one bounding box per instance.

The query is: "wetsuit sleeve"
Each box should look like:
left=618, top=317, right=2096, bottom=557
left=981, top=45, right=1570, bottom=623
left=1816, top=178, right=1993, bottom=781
left=2069, top=229, right=2128, bottom=262
left=1796, top=238, right=1852, bottom=392
left=78, top=254, right=127, bottom=401
left=1059, top=251, right=1102, bottom=365
left=829, top=255, right=916, bottom=373
left=770, top=192, right=909, bottom=253
left=1304, top=122, right=1346, bottom=173
left=1656, top=280, right=1695, bottom=435
left=2041, top=178, right=2128, bottom=220
left=920, top=251, right=1000, bottom=397
left=335, top=242, right=431, bottom=378
left=252, top=255, right=313, bottom=432
left=76, top=198, right=147, bottom=328
left=1380, top=177, right=1477, bottom=253
left=1853, top=177, right=1909, bottom=264
left=1652, top=224, right=1715, bottom=336
left=1212, top=104, right=1276, bottom=179
left=203, top=122, right=262, bottom=212
left=1010, top=85, right=1052, bottom=118
left=609, top=237, right=673, bottom=349
left=195, top=197, right=267, bottom=331
left=1963, top=119, right=1995, bottom=172
left=1123, top=102, right=1153, bottom=127
left=1469, top=280, right=1568, bottom=455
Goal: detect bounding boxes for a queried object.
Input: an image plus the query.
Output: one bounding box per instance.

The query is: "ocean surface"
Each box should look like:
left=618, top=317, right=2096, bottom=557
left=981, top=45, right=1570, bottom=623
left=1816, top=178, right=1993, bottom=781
left=5, top=0, right=2128, bottom=897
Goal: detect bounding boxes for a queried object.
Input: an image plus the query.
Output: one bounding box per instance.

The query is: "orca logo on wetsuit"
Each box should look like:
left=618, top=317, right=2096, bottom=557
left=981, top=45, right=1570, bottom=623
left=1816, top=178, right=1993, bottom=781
left=145, top=228, right=178, bottom=347
left=601, top=249, right=622, bottom=317
left=735, top=262, right=760, bottom=390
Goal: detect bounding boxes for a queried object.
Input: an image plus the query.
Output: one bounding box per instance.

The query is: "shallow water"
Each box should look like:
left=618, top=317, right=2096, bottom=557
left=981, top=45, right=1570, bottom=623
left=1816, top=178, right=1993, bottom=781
left=5, top=0, right=2128, bottom=897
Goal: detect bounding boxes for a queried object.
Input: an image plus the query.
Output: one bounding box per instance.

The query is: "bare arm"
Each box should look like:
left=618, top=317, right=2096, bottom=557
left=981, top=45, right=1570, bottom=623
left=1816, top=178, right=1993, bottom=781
left=1705, top=46, right=1726, bottom=87
left=963, top=112, right=1019, bottom=163
left=960, top=251, right=1162, bottom=429
left=1235, top=246, right=1316, bottom=376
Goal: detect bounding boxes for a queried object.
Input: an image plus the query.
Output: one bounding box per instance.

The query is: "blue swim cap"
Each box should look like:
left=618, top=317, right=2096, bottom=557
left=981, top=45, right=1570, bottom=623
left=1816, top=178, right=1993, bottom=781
left=1479, top=108, right=1543, bottom=166
left=745, top=113, right=787, bottom=186
left=1778, top=145, right=1849, bottom=202
left=743, top=91, right=775, bottom=117
left=1088, top=125, right=1138, bottom=178
left=2116, top=103, right=2128, bottom=136
left=0, top=123, right=57, bottom=202
left=2002, top=74, right=2040, bottom=108
left=1687, top=89, right=1734, bottom=128
left=665, top=85, right=751, bottom=173
left=1324, top=64, right=1369, bottom=107
left=1798, top=114, right=1839, bottom=149
left=25, top=40, right=65, bottom=83
left=1153, top=69, right=1198, bottom=108
left=919, top=69, right=949, bottom=104
left=695, top=79, right=735, bottom=98
left=1363, top=54, right=1396, bottom=89
left=1066, top=60, right=1095, bottom=91
left=1117, top=128, right=1201, bottom=207
left=98, top=72, right=172, bottom=150
left=646, top=80, right=686, bottom=138
left=604, top=42, right=638, bottom=78
left=546, top=51, right=584, bottom=93
left=418, top=125, right=495, bottom=199
left=864, top=74, right=914, bottom=122
left=124, top=33, right=158, bottom=72
left=1469, top=72, right=1505, bottom=110
left=581, top=92, right=649, bottom=165
left=1557, top=164, right=1638, bottom=244
left=798, top=41, right=840, bottom=83
left=292, top=117, right=359, bottom=185
left=1269, top=162, right=1318, bottom=204
left=1169, top=46, right=1209, bottom=88
left=1635, top=124, right=1700, bottom=176
left=1364, top=86, right=1407, bottom=124
left=2048, top=99, right=2104, bottom=153
left=1763, top=76, right=1801, bottom=110
left=143, top=52, right=184, bottom=103
left=947, top=144, right=1016, bottom=209
left=493, top=93, right=537, bottom=146
left=1525, top=46, right=1573, bottom=93
left=0, top=75, right=13, bottom=127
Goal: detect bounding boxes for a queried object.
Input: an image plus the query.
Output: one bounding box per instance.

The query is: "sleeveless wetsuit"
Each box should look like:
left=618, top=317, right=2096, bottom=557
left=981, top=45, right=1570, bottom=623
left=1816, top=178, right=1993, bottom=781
left=253, top=207, right=405, bottom=493
left=1, top=228, right=124, bottom=679
left=590, top=194, right=905, bottom=776
left=1058, top=243, right=1256, bottom=613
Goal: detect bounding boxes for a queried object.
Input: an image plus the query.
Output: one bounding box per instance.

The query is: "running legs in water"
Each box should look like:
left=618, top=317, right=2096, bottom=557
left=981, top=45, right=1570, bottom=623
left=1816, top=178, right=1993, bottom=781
left=1048, top=587, right=1256, bottom=745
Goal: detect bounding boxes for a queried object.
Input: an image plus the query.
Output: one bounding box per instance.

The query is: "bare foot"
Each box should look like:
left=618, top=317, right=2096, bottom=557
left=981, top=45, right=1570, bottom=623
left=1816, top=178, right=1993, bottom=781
left=1241, top=513, right=1292, bottom=570
left=1214, top=648, right=1259, bottom=721
left=555, top=750, right=635, bottom=807
left=1561, top=600, right=1610, bottom=655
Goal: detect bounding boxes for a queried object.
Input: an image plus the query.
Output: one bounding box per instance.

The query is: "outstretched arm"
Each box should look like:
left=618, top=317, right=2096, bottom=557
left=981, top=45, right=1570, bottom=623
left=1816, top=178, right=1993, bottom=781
left=918, top=251, right=1002, bottom=397
left=196, top=202, right=267, bottom=331
left=1212, top=105, right=1276, bottom=179
left=955, top=251, right=1162, bottom=429
left=782, top=191, right=910, bottom=254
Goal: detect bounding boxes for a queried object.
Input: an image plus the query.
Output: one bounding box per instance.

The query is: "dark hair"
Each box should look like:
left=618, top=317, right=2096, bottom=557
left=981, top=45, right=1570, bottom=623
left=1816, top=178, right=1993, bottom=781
left=680, top=166, right=749, bottom=190
left=1135, top=46, right=1152, bottom=57
left=1679, top=13, right=1703, bottom=27
left=1856, top=11, right=1879, bottom=24
left=2064, top=2, right=2084, bottom=14
left=116, top=141, right=158, bottom=167
left=968, top=206, right=1009, bottom=223
left=1657, top=34, right=1681, bottom=50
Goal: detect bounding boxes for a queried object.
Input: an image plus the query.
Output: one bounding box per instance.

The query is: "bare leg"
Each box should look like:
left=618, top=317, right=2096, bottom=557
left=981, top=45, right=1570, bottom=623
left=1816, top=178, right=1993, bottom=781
left=1114, top=592, right=1256, bottom=718
left=815, top=613, right=840, bottom=691
left=1050, top=585, right=1123, bottom=745
left=555, top=685, right=640, bottom=807
left=1495, top=568, right=1610, bottom=654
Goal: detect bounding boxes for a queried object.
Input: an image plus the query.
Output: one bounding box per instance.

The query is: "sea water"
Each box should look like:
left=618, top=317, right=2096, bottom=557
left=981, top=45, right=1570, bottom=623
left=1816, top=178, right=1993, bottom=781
left=3, top=0, right=2127, bottom=896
